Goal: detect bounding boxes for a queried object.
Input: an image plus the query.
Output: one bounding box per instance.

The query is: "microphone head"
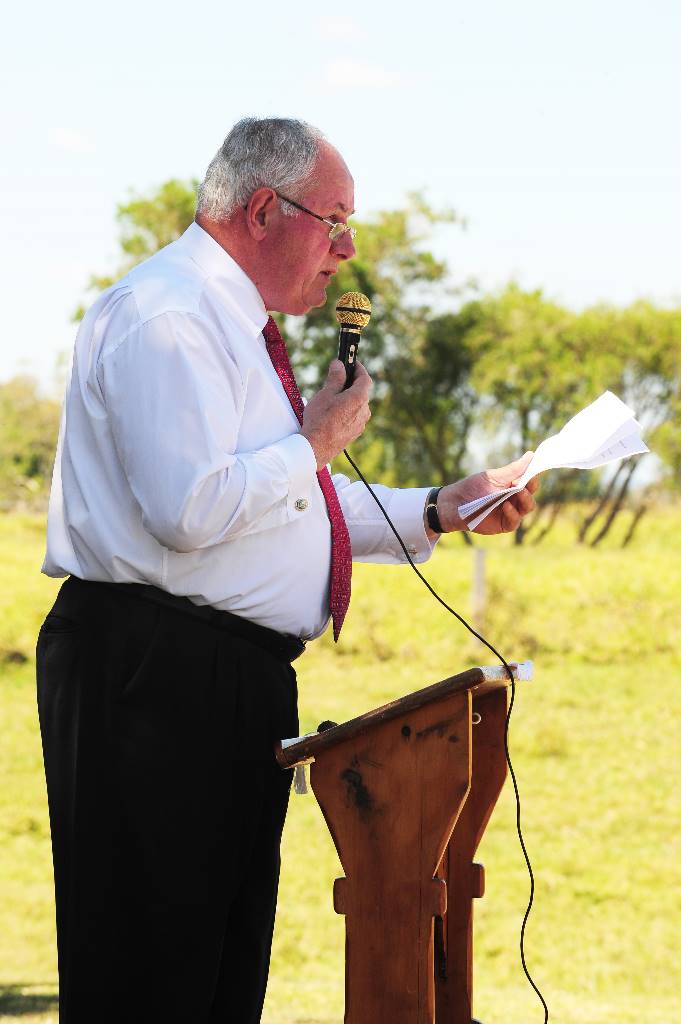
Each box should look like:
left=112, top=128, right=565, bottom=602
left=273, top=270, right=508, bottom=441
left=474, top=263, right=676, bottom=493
left=335, top=291, right=372, bottom=330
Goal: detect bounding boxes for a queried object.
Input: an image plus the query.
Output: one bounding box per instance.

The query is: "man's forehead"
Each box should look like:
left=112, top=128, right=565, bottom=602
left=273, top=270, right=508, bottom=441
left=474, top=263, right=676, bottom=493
left=305, top=144, right=354, bottom=211
left=303, top=183, right=355, bottom=216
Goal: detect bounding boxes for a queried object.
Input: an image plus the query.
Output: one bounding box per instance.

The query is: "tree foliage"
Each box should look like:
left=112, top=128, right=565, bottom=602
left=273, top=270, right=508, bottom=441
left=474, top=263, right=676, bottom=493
left=74, top=179, right=198, bottom=319
left=55, top=177, right=681, bottom=544
left=287, top=192, right=467, bottom=485
left=0, top=377, right=61, bottom=511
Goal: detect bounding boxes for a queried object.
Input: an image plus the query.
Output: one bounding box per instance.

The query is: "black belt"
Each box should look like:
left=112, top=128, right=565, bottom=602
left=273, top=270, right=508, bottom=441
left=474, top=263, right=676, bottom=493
left=67, top=577, right=307, bottom=663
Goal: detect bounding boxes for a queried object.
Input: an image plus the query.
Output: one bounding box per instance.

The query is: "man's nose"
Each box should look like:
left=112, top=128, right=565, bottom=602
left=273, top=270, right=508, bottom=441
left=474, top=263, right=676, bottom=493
left=333, top=231, right=356, bottom=261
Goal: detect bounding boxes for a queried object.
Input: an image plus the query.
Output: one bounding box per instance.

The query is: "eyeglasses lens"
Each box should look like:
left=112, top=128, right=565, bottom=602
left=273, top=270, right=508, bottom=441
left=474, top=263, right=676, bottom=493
left=329, top=223, right=356, bottom=241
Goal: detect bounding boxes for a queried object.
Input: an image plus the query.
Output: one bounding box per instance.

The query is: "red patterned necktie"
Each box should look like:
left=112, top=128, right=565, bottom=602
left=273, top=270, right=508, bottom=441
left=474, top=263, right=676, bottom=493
left=263, top=315, right=352, bottom=641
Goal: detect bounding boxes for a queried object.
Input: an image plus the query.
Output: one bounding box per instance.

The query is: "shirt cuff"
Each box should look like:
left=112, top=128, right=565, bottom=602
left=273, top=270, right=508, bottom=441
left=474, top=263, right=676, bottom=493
left=269, top=433, right=318, bottom=517
left=381, top=486, right=438, bottom=562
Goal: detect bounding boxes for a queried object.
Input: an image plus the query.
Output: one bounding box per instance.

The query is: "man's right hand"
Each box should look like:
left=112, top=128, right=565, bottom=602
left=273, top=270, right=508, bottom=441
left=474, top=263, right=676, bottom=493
left=301, top=359, right=373, bottom=469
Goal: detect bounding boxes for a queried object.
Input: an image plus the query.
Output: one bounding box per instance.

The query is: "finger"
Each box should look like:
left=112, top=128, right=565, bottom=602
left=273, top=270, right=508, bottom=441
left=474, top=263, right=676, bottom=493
left=508, top=451, right=534, bottom=484
left=350, top=404, right=371, bottom=433
left=526, top=475, right=540, bottom=494
left=325, top=360, right=347, bottom=392
left=500, top=499, right=521, bottom=533
left=349, top=362, right=373, bottom=396
left=349, top=413, right=370, bottom=442
left=510, top=487, right=536, bottom=517
left=489, top=451, right=534, bottom=487
left=352, top=403, right=371, bottom=424
left=345, top=375, right=372, bottom=404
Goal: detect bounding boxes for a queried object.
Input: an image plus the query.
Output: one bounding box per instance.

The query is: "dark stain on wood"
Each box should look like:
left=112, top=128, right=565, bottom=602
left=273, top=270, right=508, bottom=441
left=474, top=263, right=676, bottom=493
left=415, top=717, right=453, bottom=740
left=448, top=734, right=459, bottom=743
left=341, top=767, right=375, bottom=818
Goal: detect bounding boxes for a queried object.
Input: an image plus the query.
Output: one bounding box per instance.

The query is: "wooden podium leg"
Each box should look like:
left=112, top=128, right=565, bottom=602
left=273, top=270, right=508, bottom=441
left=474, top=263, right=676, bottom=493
left=310, top=692, right=473, bottom=1024
left=435, top=688, right=508, bottom=1023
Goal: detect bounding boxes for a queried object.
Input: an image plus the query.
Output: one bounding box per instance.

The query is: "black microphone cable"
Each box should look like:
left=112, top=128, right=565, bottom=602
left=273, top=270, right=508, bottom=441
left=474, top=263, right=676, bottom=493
left=343, top=446, right=550, bottom=1023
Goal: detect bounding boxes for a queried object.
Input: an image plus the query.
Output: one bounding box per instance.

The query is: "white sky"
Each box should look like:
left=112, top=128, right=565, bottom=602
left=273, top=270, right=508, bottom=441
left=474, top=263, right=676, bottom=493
left=1, top=0, right=679, bottom=392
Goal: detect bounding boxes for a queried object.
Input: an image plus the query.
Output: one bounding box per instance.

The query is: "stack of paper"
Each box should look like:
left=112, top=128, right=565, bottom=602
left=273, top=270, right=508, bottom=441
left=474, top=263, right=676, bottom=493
left=458, top=391, right=649, bottom=531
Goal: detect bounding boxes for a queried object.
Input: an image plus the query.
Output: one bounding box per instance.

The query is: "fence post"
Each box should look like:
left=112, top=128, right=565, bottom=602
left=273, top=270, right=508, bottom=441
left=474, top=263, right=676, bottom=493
left=472, top=547, right=486, bottom=640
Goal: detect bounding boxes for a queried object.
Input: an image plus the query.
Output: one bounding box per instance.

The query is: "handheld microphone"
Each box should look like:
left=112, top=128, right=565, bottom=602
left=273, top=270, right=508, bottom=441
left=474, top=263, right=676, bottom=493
left=335, top=292, right=372, bottom=389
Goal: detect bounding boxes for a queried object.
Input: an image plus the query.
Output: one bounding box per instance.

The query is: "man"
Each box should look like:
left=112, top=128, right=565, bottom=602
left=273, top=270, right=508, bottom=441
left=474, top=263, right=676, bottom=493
left=38, top=117, right=537, bottom=1023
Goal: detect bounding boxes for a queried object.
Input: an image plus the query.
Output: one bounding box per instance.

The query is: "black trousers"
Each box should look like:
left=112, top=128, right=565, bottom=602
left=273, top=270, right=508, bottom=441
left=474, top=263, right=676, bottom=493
left=36, top=577, right=299, bottom=1024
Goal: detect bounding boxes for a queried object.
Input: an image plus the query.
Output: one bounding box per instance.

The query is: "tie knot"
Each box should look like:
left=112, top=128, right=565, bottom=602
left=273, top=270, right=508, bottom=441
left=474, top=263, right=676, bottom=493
left=263, top=315, right=283, bottom=348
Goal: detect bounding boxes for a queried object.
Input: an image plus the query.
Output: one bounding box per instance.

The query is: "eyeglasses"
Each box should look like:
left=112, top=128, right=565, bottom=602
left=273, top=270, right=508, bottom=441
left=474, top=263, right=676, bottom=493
left=275, top=192, right=357, bottom=242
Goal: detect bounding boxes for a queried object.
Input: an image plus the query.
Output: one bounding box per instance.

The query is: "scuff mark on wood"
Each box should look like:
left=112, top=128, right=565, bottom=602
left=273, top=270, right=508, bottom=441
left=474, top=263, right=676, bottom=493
left=415, top=718, right=453, bottom=740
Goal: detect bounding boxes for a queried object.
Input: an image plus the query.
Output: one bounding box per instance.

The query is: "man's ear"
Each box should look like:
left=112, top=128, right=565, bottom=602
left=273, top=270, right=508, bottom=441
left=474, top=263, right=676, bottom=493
left=244, top=188, right=278, bottom=241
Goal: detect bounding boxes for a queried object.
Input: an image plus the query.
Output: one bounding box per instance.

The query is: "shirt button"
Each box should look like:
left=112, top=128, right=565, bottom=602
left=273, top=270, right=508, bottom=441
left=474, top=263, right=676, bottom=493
left=294, top=498, right=309, bottom=512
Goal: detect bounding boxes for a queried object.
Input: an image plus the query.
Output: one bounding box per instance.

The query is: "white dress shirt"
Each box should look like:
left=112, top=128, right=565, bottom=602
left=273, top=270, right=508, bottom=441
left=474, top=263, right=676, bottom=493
left=43, top=222, right=436, bottom=639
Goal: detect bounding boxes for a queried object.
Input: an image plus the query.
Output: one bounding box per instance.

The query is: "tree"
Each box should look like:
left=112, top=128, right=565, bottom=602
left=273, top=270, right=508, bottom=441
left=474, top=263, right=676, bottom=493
left=74, top=179, right=198, bottom=319
left=572, top=302, right=681, bottom=545
left=74, top=181, right=475, bottom=489
left=0, top=377, right=61, bottom=511
left=464, top=285, right=597, bottom=543
left=289, top=192, right=469, bottom=485
left=467, top=285, right=585, bottom=447
left=71, top=178, right=681, bottom=549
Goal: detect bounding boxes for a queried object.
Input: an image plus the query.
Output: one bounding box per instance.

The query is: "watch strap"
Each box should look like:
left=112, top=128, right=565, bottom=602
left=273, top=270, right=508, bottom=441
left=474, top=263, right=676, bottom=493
left=425, top=486, right=444, bottom=534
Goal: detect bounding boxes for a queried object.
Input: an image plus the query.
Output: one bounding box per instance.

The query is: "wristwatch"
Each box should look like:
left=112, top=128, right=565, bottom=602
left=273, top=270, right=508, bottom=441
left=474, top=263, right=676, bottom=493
left=425, top=487, right=444, bottom=533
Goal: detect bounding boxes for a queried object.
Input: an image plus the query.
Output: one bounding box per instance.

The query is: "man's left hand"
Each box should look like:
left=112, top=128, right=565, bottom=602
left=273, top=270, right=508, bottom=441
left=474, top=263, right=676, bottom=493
left=435, top=453, right=539, bottom=536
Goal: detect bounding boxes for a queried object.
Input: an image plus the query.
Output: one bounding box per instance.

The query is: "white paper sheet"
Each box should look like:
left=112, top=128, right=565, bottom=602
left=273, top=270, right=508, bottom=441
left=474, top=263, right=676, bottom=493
left=458, top=391, right=649, bottom=530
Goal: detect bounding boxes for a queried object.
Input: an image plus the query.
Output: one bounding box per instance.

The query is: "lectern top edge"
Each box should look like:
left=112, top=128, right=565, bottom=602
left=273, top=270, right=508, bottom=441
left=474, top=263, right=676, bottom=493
left=276, top=660, right=532, bottom=769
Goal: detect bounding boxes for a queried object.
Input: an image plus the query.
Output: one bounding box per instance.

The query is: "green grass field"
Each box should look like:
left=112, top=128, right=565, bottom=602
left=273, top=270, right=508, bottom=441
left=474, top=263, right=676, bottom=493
left=1, top=508, right=680, bottom=1023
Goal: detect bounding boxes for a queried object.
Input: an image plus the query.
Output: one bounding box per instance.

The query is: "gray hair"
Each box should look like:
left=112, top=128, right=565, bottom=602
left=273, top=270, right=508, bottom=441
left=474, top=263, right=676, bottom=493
left=196, top=117, right=326, bottom=220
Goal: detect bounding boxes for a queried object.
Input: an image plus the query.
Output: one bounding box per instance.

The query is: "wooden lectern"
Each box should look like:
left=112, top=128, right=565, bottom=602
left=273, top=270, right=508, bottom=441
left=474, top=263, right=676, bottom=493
left=276, top=662, right=532, bottom=1024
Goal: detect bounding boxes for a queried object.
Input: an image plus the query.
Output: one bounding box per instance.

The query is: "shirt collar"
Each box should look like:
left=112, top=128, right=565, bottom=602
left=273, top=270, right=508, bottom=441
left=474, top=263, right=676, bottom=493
left=179, top=221, right=269, bottom=338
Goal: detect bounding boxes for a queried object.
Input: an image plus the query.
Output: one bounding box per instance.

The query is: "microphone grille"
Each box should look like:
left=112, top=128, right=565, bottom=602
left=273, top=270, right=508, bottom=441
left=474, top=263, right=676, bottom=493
left=335, top=291, right=372, bottom=329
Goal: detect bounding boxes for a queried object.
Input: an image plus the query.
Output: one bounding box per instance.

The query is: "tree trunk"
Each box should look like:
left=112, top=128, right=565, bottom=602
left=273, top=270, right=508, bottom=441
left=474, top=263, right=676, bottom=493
left=577, top=461, right=627, bottom=543
left=521, top=500, right=545, bottom=540
left=589, top=460, right=639, bottom=547
left=531, top=501, right=563, bottom=545
left=621, top=502, right=649, bottom=548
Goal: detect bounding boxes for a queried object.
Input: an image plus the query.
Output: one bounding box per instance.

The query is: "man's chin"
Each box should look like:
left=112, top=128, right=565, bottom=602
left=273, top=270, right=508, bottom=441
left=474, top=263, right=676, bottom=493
left=298, top=287, right=330, bottom=315
left=312, top=280, right=333, bottom=306
left=276, top=285, right=329, bottom=317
